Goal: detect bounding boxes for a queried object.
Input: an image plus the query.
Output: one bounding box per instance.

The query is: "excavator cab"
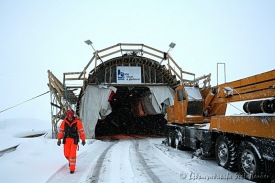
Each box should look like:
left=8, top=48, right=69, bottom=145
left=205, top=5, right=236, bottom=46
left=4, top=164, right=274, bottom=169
left=167, top=85, right=204, bottom=124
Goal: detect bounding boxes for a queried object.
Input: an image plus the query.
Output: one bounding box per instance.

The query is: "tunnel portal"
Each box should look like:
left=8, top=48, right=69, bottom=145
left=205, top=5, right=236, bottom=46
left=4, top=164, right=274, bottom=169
left=95, top=86, right=167, bottom=137
left=79, top=52, right=179, bottom=139
left=64, top=43, right=184, bottom=139
left=48, top=43, right=193, bottom=139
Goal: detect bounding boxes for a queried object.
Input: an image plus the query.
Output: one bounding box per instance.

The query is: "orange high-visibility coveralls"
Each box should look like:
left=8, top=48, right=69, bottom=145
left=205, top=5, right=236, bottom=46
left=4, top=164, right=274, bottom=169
left=57, top=117, right=86, bottom=172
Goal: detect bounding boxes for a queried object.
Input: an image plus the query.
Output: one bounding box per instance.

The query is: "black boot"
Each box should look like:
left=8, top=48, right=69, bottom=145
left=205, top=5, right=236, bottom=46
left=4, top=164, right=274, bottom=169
left=70, top=170, right=74, bottom=174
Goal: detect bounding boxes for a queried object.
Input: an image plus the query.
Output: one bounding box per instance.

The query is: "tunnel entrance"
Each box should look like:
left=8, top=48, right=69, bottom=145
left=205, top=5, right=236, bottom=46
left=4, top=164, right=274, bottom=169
left=48, top=43, right=189, bottom=139
left=95, top=86, right=167, bottom=137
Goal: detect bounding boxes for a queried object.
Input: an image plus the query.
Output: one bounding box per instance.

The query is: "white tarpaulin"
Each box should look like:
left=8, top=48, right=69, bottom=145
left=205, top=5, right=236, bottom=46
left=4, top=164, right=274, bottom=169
left=132, top=86, right=175, bottom=117
left=79, top=85, right=114, bottom=138
left=79, top=85, right=175, bottom=138
left=148, top=86, right=175, bottom=108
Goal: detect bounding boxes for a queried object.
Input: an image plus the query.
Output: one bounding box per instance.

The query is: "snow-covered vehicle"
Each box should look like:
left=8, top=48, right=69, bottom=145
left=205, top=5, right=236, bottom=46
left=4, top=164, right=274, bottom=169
left=166, top=69, right=275, bottom=181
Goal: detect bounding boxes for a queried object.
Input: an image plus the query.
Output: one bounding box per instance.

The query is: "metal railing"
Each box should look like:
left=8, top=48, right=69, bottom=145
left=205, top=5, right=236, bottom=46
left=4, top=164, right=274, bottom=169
left=77, top=43, right=205, bottom=86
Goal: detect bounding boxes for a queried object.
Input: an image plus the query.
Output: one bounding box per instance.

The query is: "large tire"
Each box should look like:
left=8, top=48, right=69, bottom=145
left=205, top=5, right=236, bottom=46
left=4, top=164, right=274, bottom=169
left=167, top=130, right=172, bottom=146
left=215, top=135, right=237, bottom=171
left=237, top=141, right=267, bottom=181
left=167, top=129, right=176, bottom=148
left=174, top=130, right=183, bottom=150
left=170, top=130, right=176, bottom=148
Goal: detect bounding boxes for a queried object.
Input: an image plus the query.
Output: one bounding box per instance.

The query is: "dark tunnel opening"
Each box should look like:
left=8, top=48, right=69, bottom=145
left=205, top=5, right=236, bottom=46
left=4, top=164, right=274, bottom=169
left=95, top=86, right=167, bottom=138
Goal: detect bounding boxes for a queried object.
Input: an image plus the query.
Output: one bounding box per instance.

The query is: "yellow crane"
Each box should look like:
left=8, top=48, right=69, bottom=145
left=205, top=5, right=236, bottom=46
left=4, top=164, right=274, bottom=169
left=166, top=69, right=275, bottom=181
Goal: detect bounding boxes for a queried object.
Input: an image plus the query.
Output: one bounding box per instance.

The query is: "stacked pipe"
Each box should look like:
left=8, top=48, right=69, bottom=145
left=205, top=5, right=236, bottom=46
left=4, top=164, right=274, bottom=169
left=243, top=98, right=275, bottom=114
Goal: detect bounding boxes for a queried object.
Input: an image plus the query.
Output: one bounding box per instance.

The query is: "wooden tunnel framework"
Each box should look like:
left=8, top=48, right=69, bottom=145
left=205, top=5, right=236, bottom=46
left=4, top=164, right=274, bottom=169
left=48, top=43, right=211, bottom=138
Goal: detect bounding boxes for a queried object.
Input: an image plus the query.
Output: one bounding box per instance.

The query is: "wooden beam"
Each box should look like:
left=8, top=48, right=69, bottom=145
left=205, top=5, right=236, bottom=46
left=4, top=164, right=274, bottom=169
left=168, top=55, right=195, bottom=78
left=48, top=71, right=64, bottom=97
left=64, top=72, right=83, bottom=75
left=64, top=78, right=86, bottom=80
left=143, top=44, right=163, bottom=54
left=121, top=49, right=143, bottom=52
left=168, top=65, right=194, bottom=83
left=100, top=50, right=121, bottom=59
left=97, top=44, right=120, bottom=54
left=181, top=70, right=195, bottom=76
left=120, top=43, right=144, bottom=46
left=48, top=84, right=63, bottom=106
left=143, top=50, right=163, bottom=59
left=78, top=54, right=95, bottom=78
left=48, top=70, right=63, bottom=90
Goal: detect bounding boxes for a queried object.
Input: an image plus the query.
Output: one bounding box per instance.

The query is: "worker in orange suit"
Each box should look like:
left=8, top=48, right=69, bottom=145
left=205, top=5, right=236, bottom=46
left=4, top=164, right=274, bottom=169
left=57, top=110, right=86, bottom=174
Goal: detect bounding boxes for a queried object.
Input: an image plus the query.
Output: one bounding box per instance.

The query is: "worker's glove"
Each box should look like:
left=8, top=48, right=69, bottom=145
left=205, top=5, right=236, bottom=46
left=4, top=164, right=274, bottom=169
left=81, top=140, right=86, bottom=146
left=57, top=139, right=61, bottom=146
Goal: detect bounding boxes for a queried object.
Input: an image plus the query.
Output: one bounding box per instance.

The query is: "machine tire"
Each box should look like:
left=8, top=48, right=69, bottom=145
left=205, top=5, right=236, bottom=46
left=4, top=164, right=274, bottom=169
left=174, top=130, right=183, bottom=150
left=167, top=129, right=176, bottom=148
left=167, top=130, right=172, bottom=146
left=215, top=135, right=237, bottom=171
left=237, top=141, right=267, bottom=181
left=170, top=131, right=176, bottom=148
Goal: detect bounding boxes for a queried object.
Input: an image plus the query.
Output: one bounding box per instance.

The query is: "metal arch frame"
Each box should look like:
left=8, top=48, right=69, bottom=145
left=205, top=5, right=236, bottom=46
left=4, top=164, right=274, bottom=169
left=78, top=43, right=199, bottom=85
left=87, top=55, right=180, bottom=87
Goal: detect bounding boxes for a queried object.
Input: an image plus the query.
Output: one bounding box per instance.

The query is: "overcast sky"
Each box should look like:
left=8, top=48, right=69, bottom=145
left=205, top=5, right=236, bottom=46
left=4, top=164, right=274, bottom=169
left=1, top=0, right=274, bottom=121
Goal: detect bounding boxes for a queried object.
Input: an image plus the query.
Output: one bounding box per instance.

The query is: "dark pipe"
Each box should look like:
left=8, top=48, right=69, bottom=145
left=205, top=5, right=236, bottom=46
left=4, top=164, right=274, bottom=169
left=243, top=99, right=275, bottom=114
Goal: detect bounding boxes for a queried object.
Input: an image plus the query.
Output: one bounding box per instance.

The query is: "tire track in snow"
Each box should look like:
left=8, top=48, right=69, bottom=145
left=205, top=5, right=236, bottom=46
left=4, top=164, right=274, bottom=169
left=95, top=140, right=138, bottom=183
left=88, top=141, right=117, bottom=183
left=132, top=140, right=162, bottom=183
left=133, top=139, right=192, bottom=183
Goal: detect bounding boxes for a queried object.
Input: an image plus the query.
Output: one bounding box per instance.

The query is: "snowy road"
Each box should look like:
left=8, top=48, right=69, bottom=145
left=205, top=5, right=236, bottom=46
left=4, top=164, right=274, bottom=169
left=46, top=138, right=251, bottom=183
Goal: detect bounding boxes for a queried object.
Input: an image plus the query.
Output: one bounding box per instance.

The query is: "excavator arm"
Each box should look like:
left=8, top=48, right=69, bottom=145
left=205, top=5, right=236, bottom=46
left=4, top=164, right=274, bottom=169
left=201, top=69, right=275, bottom=116
left=201, top=69, right=275, bottom=139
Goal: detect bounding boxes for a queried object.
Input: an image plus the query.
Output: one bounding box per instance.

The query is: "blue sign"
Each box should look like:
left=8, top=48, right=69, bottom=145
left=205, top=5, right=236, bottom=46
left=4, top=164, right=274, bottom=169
left=116, top=66, right=141, bottom=84
left=117, top=69, right=124, bottom=80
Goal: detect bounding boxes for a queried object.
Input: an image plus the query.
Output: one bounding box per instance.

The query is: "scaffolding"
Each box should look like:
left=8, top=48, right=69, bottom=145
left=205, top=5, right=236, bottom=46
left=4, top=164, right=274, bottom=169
left=47, top=70, right=85, bottom=138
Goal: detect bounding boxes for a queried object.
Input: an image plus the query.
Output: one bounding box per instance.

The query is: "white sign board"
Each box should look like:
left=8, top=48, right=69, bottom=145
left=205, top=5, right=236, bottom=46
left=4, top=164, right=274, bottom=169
left=117, top=66, right=141, bottom=84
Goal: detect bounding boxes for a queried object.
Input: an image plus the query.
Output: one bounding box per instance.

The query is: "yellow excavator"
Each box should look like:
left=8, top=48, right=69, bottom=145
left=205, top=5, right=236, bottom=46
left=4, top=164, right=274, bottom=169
left=166, top=69, right=275, bottom=181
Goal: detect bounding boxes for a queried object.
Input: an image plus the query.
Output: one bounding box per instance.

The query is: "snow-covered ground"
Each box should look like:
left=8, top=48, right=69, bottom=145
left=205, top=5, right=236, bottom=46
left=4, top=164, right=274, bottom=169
left=0, top=118, right=255, bottom=183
